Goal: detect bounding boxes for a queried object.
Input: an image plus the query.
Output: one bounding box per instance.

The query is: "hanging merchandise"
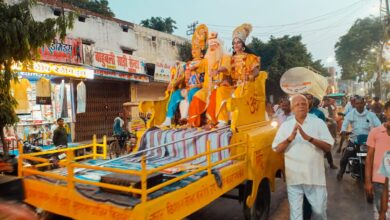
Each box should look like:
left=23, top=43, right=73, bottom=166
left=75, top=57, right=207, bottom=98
left=76, top=81, right=86, bottom=113
left=58, top=80, right=69, bottom=118
left=70, top=81, right=76, bottom=122
left=62, top=83, right=69, bottom=118
left=58, top=80, right=64, bottom=117
left=36, top=77, right=52, bottom=105
left=11, top=78, right=31, bottom=114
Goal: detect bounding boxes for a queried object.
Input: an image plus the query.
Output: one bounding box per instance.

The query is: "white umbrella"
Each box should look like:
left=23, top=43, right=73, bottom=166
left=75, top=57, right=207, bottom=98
left=280, top=67, right=328, bottom=100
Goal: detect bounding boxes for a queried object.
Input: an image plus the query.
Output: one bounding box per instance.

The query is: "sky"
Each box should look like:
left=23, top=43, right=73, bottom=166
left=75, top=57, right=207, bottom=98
left=108, top=0, right=380, bottom=71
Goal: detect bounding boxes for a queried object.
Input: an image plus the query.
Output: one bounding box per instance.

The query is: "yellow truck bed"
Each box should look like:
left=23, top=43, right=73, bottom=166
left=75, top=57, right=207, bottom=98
left=18, top=72, right=284, bottom=220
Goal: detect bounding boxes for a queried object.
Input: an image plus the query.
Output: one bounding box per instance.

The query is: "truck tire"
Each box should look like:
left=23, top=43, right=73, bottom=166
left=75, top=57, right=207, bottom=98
left=243, top=180, right=271, bottom=220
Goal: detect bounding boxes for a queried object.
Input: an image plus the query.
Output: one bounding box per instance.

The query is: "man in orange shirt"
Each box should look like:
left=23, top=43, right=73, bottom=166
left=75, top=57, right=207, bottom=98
left=365, top=100, right=390, bottom=214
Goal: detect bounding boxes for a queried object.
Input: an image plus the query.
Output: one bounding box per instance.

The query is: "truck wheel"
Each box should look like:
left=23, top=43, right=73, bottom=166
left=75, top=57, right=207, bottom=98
left=243, top=180, right=271, bottom=220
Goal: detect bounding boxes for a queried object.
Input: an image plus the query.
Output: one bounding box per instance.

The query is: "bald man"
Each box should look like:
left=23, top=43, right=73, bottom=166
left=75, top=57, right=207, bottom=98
left=272, top=94, right=334, bottom=220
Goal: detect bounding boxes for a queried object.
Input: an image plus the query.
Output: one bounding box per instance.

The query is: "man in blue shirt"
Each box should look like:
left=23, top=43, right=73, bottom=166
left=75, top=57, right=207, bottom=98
left=308, top=96, right=326, bottom=121
left=113, top=112, right=126, bottom=149
left=113, top=112, right=125, bottom=136
left=337, top=96, right=381, bottom=180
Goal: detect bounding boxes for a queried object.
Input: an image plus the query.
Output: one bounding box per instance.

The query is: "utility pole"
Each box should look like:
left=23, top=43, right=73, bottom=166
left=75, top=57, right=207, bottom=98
left=186, top=21, right=198, bottom=36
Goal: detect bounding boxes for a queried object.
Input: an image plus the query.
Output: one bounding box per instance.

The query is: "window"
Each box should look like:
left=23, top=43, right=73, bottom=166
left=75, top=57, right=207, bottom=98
left=151, top=36, right=156, bottom=41
left=82, top=39, right=95, bottom=45
left=78, top=16, right=86, bottom=22
left=53, top=8, right=61, bottom=16
left=121, top=25, right=129, bottom=32
left=121, top=46, right=135, bottom=55
left=122, top=49, right=134, bottom=55
left=171, top=41, right=176, bottom=46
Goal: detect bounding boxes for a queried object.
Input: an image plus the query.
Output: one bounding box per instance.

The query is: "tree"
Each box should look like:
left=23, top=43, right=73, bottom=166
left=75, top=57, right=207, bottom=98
left=178, top=41, right=192, bottom=62
left=63, top=0, right=115, bottom=17
left=140, top=17, right=177, bottom=34
left=0, top=0, right=73, bottom=157
left=335, top=17, right=383, bottom=80
left=248, top=35, right=327, bottom=100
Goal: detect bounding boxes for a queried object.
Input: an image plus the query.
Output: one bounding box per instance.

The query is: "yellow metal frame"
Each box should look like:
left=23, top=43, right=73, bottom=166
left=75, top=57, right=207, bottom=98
left=18, top=135, right=107, bottom=177
left=19, top=71, right=285, bottom=219
left=19, top=136, right=259, bottom=220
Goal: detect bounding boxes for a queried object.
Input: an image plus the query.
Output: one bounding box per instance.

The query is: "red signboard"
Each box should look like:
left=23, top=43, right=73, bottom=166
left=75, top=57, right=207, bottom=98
left=83, top=45, right=146, bottom=74
left=39, top=37, right=83, bottom=65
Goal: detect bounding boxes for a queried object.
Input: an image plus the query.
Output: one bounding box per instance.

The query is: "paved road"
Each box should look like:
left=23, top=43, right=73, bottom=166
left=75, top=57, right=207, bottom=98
left=188, top=147, right=375, bottom=220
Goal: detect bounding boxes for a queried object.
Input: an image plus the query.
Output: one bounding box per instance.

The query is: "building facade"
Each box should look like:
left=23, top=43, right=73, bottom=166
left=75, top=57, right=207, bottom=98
left=7, top=0, right=188, bottom=142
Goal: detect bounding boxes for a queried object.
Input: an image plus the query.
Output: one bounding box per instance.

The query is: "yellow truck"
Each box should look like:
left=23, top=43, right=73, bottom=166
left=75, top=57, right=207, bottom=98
left=18, top=72, right=284, bottom=220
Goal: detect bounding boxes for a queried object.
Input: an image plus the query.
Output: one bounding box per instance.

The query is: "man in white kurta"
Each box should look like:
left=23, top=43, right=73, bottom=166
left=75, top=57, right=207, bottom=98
left=272, top=94, right=334, bottom=220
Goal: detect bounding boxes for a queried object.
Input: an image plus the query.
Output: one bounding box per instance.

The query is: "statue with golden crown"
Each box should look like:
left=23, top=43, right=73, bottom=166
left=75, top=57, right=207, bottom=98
left=160, top=24, right=208, bottom=127
left=187, top=32, right=230, bottom=127
left=190, top=23, right=261, bottom=128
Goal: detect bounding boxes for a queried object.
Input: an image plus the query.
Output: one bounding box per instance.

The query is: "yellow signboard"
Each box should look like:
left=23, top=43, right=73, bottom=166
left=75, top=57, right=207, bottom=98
left=13, top=61, right=94, bottom=79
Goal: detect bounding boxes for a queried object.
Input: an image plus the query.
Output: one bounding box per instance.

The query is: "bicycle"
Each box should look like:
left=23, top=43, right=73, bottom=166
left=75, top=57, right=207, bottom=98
left=108, top=135, right=124, bottom=159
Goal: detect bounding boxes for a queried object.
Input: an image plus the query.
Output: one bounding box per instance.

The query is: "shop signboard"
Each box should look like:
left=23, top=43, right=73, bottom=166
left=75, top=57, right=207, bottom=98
left=13, top=61, right=94, bottom=79
left=154, top=61, right=174, bottom=82
left=94, top=69, right=149, bottom=82
left=83, top=45, right=146, bottom=75
left=39, top=37, right=83, bottom=65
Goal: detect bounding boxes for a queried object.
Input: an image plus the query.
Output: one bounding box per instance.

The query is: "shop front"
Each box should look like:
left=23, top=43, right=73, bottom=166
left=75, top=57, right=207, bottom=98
left=76, top=46, right=150, bottom=142
left=11, top=61, right=94, bottom=147
left=8, top=36, right=93, bottom=148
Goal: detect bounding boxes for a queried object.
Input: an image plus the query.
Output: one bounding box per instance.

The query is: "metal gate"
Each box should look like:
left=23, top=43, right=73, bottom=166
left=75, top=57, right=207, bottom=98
left=75, top=80, right=130, bottom=142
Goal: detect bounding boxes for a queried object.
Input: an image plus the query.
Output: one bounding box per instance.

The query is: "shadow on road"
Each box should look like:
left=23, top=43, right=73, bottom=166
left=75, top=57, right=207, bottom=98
left=188, top=145, right=375, bottom=220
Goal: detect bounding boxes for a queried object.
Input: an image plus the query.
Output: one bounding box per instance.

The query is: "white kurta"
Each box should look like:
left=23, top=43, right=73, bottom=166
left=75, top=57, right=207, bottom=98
left=77, top=81, right=86, bottom=113
left=272, top=114, right=334, bottom=186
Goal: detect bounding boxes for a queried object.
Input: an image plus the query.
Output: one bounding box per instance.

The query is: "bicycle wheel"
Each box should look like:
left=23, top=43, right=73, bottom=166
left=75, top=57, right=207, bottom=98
left=109, top=141, right=119, bottom=159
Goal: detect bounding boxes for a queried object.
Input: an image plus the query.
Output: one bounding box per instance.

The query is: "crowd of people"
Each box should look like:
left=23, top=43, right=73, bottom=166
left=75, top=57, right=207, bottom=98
left=272, top=94, right=390, bottom=220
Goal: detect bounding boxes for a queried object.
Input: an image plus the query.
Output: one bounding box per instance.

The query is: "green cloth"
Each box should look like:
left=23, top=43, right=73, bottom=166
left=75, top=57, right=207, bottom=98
left=53, top=126, right=68, bottom=146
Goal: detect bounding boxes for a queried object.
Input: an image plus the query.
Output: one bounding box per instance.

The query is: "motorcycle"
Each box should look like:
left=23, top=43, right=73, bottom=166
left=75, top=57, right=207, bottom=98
left=22, top=140, right=66, bottom=169
left=345, top=133, right=368, bottom=182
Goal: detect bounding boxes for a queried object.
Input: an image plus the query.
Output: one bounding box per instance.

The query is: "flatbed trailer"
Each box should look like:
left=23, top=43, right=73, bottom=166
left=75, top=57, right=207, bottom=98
left=18, top=72, right=284, bottom=220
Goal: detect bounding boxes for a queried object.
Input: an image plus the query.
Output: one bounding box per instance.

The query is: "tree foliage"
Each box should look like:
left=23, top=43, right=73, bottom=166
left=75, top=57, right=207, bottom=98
left=248, top=35, right=326, bottom=100
left=178, top=41, right=192, bottom=62
left=140, top=17, right=177, bottom=34
left=63, top=0, right=114, bottom=17
left=0, top=0, right=73, bottom=157
left=335, top=17, right=383, bottom=80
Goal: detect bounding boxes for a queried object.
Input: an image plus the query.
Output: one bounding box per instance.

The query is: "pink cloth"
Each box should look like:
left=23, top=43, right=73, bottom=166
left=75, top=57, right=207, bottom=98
left=367, top=125, right=390, bottom=183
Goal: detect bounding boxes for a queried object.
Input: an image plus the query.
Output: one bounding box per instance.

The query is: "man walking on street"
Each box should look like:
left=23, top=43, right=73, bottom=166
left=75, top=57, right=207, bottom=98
left=272, top=94, right=334, bottom=220
left=365, top=100, right=390, bottom=214
left=277, top=98, right=293, bottom=124
left=371, top=97, right=384, bottom=116
left=53, top=118, right=68, bottom=147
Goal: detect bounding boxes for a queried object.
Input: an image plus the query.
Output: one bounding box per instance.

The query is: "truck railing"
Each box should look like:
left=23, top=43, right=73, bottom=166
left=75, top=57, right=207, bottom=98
left=18, top=135, right=107, bottom=177
left=19, top=134, right=247, bottom=205
left=131, top=126, right=231, bottom=157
